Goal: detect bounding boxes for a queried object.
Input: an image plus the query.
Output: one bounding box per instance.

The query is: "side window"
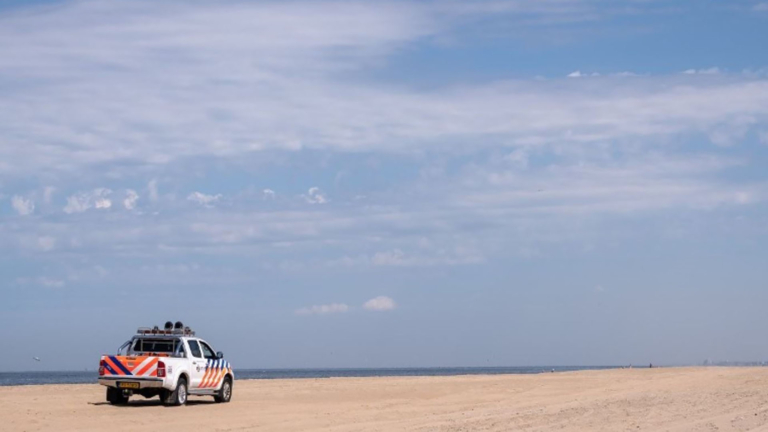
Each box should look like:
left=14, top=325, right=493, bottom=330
left=200, top=342, right=216, bottom=360
left=187, top=340, right=203, bottom=358
left=176, top=341, right=186, bottom=357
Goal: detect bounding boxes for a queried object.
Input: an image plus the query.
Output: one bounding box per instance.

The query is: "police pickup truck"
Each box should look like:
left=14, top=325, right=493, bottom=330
left=98, top=322, right=233, bottom=406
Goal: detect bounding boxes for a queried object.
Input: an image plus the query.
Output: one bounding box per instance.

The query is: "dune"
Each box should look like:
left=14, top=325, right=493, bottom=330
left=2, top=367, right=768, bottom=431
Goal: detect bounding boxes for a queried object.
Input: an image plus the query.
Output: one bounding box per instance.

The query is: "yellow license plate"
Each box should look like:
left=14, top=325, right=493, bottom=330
left=118, top=382, right=140, bottom=389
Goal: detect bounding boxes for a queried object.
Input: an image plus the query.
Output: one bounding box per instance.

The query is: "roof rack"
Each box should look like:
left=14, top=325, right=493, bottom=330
left=136, top=321, right=195, bottom=337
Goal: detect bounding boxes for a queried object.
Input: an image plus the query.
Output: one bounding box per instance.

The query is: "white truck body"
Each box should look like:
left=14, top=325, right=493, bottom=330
left=98, top=325, right=234, bottom=405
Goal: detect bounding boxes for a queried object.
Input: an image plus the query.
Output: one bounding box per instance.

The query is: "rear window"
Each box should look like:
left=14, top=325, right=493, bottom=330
left=131, top=338, right=179, bottom=353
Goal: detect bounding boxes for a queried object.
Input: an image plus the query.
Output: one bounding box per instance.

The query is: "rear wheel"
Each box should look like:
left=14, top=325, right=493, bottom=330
left=214, top=377, right=232, bottom=403
left=163, top=377, right=188, bottom=406
left=106, top=387, right=129, bottom=405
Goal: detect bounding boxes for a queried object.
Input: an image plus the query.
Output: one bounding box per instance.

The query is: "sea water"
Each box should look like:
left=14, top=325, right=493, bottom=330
left=0, top=366, right=617, bottom=386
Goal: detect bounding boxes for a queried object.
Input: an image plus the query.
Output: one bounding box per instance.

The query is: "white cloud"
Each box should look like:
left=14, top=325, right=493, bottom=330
left=11, top=195, right=34, bottom=215
left=734, top=191, right=753, bottom=205
left=368, top=248, right=484, bottom=267
left=303, top=187, right=327, bottom=204
left=63, top=195, right=88, bottom=214
left=94, top=197, right=111, bottom=209
left=37, top=236, right=56, bottom=252
left=505, top=149, right=529, bottom=169
left=39, top=277, right=65, bottom=288
left=63, top=188, right=113, bottom=214
left=708, top=123, right=750, bottom=147
left=754, top=3, right=768, bottom=12
left=363, top=296, right=396, bottom=311
left=43, top=187, right=55, bottom=204
left=567, top=70, right=600, bottom=78
left=16, top=276, right=65, bottom=288
left=187, top=191, right=222, bottom=207
left=0, top=2, right=765, bottom=179
left=683, top=67, right=720, bottom=75
left=142, top=263, right=199, bottom=274
left=0, top=1, right=764, bottom=273
left=0, top=149, right=755, bottom=263
left=263, top=189, right=276, bottom=200
left=295, top=303, right=349, bottom=315
left=759, top=130, right=768, bottom=145
left=371, top=249, right=407, bottom=266
left=6, top=71, right=762, bottom=172
left=123, top=189, right=139, bottom=210
left=148, top=179, right=159, bottom=202
left=455, top=154, right=755, bottom=215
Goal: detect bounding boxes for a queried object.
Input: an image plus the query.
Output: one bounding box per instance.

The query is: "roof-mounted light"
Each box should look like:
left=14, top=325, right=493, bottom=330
left=135, top=322, right=195, bottom=336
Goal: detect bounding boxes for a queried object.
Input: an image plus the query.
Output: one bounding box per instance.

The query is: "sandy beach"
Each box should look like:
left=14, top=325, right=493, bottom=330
left=2, top=367, right=768, bottom=431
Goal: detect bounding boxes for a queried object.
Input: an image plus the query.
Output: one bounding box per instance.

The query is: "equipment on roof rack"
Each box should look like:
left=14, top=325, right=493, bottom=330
left=136, top=321, right=195, bottom=336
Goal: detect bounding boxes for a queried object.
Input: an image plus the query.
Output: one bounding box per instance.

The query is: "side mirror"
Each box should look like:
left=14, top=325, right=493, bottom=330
left=216, top=351, right=224, bottom=359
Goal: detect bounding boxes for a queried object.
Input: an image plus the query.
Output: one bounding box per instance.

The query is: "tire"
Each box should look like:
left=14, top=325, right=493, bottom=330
left=163, top=377, right=188, bottom=406
left=107, top=387, right=129, bottom=405
left=214, top=376, right=232, bottom=403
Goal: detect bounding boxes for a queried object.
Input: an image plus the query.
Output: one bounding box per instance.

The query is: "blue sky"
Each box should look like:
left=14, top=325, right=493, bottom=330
left=1, top=0, right=768, bottom=371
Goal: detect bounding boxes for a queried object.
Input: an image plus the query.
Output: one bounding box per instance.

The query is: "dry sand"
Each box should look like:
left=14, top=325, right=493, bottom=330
left=2, top=367, right=768, bottom=431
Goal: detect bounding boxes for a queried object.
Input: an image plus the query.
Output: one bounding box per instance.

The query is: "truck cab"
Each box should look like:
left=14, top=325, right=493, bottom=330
left=98, top=322, right=234, bottom=406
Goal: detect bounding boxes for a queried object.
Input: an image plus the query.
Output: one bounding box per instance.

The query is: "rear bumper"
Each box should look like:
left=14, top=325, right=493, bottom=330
left=98, top=376, right=165, bottom=389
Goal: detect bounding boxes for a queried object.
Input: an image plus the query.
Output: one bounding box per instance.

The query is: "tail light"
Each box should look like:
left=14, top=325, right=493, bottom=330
left=157, top=360, right=166, bottom=378
left=99, top=359, right=105, bottom=376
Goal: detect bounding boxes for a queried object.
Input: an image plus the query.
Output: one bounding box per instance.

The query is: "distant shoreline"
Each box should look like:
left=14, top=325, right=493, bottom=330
left=12, top=364, right=764, bottom=387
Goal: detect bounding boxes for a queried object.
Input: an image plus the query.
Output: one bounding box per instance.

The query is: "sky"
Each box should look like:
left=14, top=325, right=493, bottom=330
left=1, top=0, right=768, bottom=372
